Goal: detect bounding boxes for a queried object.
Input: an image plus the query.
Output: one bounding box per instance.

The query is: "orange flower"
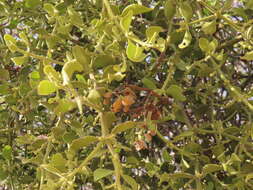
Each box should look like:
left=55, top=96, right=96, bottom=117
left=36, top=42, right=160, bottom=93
left=112, top=98, right=122, bottom=113
left=122, top=95, right=135, bottom=106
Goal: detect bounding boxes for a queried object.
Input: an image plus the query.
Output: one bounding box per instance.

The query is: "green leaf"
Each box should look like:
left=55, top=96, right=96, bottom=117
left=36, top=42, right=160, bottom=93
left=202, top=20, right=217, bottom=35
left=122, top=4, right=152, bottom=16
left=0, top=69, right=10, bottom=81
left=72, top=45, right=90, bottom=70
left=25, top=0, right=40, bottom=9
left=70, top=136, right=98, bottom=151
left=94, top=168, right=114, bottom=181
left=142, top=77, right=157, bottom=89
left=50, top=153, right=67, bottom=172
left=159, top=173, right=170, bottom=184
left=112, top=121, right=137, bottom=134
left=0, top=84, right=10, bottom=95
left=103, top=112, right=117, bottom=129
left=68, top=6, right=84, bottom=28
left=178, top=30, right=192, bottom=49
left=241, top=51, right=253, bottom=61
left=30, top=71, right=40, bottom=80
left=0, top=168, right=8, bottom=181
left=230, top=153, right=241, bottom=163
left=170, top=172, right=194, bottom=179
left=122, top=175, right=138, bottom=190
left=87, top=89, right=101, bottom=105
left=108, top=72, right=126, bottom=82
left=164, top=0, right=176, bottom=21
left=45, top=35, right=61, bottom=49
left=173, top=131, right=194, bottom=141
left=4, top=34, right=16, bottom=45
left=126, top=40, right=146, bottom=62
left=210, top=39, right=218, bottom=52
left=120, top=10, right=133, bottom=33
left=246, top=0, right=253, bottom=10
left=4, top=34, right=17, bottom=52
left=156, top=37, right=166, bottom=52
left=199, top=37, right=210, bottom=53
left=37, top=80, right=57, bottom=95
left=41, top=164, right=62, bottom=176
left=246, top=173, right=253, bottom=182
left=11, top=56, right=28, bottom=66
left=19, top=32, right=29, bottom=45
left=44, top=65, right=61, bottom=82
left=179, top=1, right=193, bottom=21
left=54, top=98, right=76, bottom=116
left=146, top=26, right=163, bottom=44
left=162, top=149, right=172, bottom=162
left=182, top=157, right=190, bottom=168
left=43, top=3, right=57, bottom=17
left=93, top=54, right=115, bottom=69
left=75, top=96, right=83, bottom=114
left=63, top=131, right=78, bottom=143
left=223, top=0, right=233, bottom=10
left=167, top=85, right=186, bottom=101
left=126, top=156, right=139, bottom=164
left=202, top=164, right=223, bottom=175
left=62, top=61, right=83, bottom=85
left=2, top=145, right=12, bottom=160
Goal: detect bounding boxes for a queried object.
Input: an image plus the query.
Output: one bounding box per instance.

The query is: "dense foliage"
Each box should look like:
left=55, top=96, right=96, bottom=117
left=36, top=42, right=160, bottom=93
left=1, top=0, right=253, bottom=189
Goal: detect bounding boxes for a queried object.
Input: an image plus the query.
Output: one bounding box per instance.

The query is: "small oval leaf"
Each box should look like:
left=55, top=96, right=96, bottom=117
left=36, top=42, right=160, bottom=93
left=37, top=80, right=57, bottom=95
left=94, top=168, right=114, bottom=181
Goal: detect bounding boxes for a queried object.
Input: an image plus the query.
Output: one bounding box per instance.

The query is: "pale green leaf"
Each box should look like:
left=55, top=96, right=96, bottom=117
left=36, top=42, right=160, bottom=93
left=19, top=32, right=29, bottom=45
left=87, top=89, right=101, bottom=105
left=11, top=56, right=28, bottom=66
left=43, top=3, right=57, bottom=17
left=25, top=0, right=40, bottom=9
left=94, top=168, right=114, bottom=181
left=179, top=1, right=193, bottom=21
left=2, top=145, right=12, bottom=160
left=120, top=10, right=133, bottom=33
left=202, top=20, right=217, bottom=35
left=112, top=121, right=137, bottom=134
left=173, top=131, right=194, bottom=141
left=122, top=175, right=138, bottom=190
left=182, top=157, right=190, bottom=169
left=202, top=164, right=223, bottom=175
left=72, top=45, right=90, bottom=70
left=41, top=164, right=62, bottom=176
left=178, top=30, right=192, bottom=49
left=122, top=4, right=152, bottom=16
left=126, top=40, right=146, bottom=62
left=50, top=153, right=67, bottom=172
left=44, top=65, right=62, bottom=82
left=37, top=80, right=57, bottom=95
left=164, top=0, right=176, bottom=20
left=241, top=51, right=253, bottom=61
left=199, top=38, right=210, bottom=52
left=0, top=69, right=10, bottom=81
left=4, top=34, right=17, bottom=52
left=162, top=149, right=172, bottom=162
left=146, top=26, right=163, bottom=44
left=167, top=85, right=186, bottom=101
left=54, top=98, right=76, bottom=116
left=142, top=77, right=157, bottom=89
left=70, top=136, right=98, bottom=151
left=68, top=7, right=84, bottom=28
left=62, top=61, right=83, bottom=85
